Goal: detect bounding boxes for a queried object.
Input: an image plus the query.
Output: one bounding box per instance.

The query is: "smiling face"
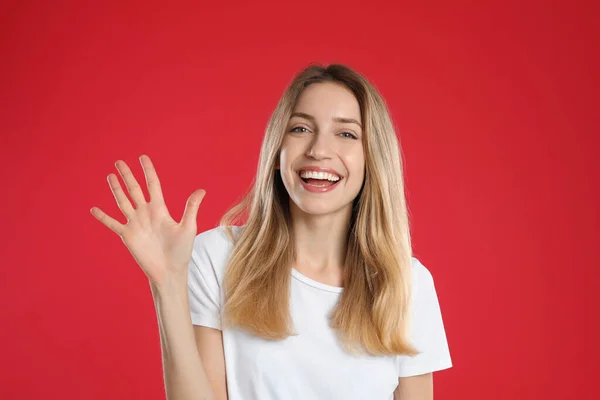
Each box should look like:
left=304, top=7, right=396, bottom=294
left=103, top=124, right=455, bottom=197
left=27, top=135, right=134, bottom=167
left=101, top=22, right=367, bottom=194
left=278, top=81, right=366, bottom=217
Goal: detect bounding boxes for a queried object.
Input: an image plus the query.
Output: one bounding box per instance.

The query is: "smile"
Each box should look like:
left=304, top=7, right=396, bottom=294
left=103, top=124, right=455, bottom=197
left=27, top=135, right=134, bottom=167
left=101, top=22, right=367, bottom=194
left=297, top=170, right=343, bottom=193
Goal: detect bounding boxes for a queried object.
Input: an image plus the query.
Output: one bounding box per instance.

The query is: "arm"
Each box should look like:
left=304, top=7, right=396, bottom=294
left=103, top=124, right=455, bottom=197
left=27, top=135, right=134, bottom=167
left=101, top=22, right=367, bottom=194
left=395, top=259, right=452, bottom=398
left=151, top=280, right=217, bottom=400
left=193, top=326, right=228, bottom=400
left=90, top=156, right=218, bottom=399
left=393, top=373, right=433, bottom=400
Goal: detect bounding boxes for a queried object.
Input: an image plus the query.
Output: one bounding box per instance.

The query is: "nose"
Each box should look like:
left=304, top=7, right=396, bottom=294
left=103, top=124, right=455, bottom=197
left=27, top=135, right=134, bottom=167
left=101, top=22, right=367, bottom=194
left=305, top=132, right=333, bottom=160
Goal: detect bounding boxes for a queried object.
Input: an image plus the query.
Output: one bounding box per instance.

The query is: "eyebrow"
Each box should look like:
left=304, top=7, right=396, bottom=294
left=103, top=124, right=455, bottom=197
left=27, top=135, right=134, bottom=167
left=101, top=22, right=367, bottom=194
left=290, top=112, right=362, bottom=129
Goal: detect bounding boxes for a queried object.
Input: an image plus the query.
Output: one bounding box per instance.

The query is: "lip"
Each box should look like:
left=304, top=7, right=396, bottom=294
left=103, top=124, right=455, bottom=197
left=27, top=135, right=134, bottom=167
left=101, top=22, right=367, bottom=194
left=298, top=176, right=342, bottom=193
left=296, top=165, right=343, bottom=193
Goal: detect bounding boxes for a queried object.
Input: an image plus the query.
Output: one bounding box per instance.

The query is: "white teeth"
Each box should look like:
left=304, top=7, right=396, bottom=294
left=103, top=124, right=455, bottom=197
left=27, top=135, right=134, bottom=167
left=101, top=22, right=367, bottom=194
left=299, top=170, right=341, bottom=182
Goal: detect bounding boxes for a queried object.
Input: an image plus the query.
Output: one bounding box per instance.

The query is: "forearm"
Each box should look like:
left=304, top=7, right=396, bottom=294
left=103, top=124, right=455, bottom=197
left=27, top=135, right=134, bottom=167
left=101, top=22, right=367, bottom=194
left=394, top=373, right=433, bottom=400
left=151, top=277, right=216, bottom=400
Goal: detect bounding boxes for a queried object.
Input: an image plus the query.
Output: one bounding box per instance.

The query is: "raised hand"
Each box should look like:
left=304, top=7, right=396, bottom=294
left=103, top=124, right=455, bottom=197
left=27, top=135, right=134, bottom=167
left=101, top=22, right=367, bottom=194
left=90, top=155, right=206, bottom=288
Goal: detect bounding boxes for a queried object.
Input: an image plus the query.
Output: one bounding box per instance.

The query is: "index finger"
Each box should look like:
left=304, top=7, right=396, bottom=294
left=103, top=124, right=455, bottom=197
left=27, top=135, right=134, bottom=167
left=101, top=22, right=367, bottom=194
left=139, top=155, right=165, bottom=204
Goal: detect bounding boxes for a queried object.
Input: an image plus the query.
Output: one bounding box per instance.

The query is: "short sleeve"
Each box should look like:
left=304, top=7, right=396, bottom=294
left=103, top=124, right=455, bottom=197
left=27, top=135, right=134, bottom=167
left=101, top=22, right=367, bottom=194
left=396, top=258, right=453, bottom=377
left=187, top=229, right=227, bottom=330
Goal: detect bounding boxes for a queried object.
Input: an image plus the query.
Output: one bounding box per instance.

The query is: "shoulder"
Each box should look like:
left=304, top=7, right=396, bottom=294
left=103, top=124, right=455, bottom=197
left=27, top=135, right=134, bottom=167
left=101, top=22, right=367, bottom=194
left=193, top=225, right=243, bottom=257
left=194, top=225, right=242, bottom=250
left=398, top=256, right=453, bottom=376
left=410, top=256, right=435, bottom=296
left=409, top=256, right=444, bottom=317
left=190, top=225, right=243, bottom=280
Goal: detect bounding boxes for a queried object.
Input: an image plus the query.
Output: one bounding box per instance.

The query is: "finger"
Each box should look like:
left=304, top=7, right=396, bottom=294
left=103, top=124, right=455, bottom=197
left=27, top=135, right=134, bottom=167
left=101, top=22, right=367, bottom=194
left=107, top=174, right=136, bottom=219
left=90, top=207, right=125, bottom=236
left=181, top=189, right=206, bottom=229
left=139, top=155, right=165, bottom=205
left=115, top=160, right=146, bottom=207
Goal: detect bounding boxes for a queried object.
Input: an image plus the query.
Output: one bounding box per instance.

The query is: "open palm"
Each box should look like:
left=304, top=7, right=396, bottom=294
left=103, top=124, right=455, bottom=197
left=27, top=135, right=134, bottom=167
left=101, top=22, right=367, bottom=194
left=90, top=155, right=206, bottom=287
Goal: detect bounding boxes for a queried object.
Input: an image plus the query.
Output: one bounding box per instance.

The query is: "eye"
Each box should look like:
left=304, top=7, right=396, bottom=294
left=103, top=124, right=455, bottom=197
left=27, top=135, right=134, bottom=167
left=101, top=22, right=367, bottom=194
left=340, top=131, right=358, bottom=139
left=290, top=126, right=310, bottom=133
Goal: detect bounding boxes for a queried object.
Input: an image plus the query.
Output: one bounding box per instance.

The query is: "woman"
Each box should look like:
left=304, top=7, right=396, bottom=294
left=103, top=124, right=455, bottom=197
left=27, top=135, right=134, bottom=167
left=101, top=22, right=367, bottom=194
left=90, top=64, right=452, bottom=399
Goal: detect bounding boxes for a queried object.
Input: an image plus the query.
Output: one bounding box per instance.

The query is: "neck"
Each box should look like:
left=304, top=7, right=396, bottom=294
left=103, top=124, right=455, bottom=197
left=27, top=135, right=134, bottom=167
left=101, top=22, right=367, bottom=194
left=289, top=201, right=353, bottom=275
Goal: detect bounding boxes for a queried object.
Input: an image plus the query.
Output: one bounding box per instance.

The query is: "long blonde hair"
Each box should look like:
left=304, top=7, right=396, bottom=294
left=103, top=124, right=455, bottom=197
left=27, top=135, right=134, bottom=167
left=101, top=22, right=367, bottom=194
left=219, top=63, right=419, bottom=357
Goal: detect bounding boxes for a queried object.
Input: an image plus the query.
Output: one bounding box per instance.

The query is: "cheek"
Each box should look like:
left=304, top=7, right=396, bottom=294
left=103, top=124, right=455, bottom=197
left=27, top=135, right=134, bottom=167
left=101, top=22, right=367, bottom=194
left=277, top=147, right=296, bottom=187
left=278, top=140, right=299, bottom=166
left=346, top=151, right=366, bottom=182
left=278, top=144, right=292, bottom=169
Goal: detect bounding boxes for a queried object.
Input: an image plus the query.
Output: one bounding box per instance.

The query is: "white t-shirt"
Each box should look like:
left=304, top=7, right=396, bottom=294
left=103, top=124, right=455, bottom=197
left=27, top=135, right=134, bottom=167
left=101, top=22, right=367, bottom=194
left=188, top=226, right=452, bottom=400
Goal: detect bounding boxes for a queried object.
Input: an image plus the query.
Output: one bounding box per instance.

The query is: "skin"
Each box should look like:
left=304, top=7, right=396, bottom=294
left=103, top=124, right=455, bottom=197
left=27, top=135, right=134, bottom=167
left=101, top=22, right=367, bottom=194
left=278, top=81, right=365, bottom=285
left=395, top=373, right=433, bottom=400
left=195, top=82, right=434, bottom=399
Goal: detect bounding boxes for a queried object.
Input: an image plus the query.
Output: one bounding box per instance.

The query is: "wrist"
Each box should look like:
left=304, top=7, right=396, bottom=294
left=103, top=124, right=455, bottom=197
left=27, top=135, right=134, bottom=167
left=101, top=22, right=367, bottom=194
left=149, top=273, right=188, bottom=298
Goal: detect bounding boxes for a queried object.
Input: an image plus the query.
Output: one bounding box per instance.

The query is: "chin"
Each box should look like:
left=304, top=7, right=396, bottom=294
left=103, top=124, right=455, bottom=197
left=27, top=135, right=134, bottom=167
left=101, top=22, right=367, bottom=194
left=291, top=198, right=353, bottom=217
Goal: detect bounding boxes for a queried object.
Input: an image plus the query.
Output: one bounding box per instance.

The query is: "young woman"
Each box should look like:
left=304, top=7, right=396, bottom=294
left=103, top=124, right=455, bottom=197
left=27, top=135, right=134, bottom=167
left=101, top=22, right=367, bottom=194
left=91, top=64, right=452, bottom=400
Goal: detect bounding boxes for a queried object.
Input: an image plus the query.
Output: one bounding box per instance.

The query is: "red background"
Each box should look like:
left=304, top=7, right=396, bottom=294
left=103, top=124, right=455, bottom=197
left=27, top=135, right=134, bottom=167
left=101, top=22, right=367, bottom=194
left=1, top=1, right=598, bottom=399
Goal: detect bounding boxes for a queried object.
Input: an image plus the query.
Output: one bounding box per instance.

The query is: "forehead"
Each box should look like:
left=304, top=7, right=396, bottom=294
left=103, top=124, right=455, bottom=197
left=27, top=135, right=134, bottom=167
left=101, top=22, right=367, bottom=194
left=292, top=82, right=361, bottom=123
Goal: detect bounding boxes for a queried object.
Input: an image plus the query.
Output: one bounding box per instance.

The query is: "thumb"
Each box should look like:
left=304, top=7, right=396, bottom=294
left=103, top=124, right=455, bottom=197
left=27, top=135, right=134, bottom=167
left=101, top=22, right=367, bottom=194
left=181, top=189, right=206, bottom=229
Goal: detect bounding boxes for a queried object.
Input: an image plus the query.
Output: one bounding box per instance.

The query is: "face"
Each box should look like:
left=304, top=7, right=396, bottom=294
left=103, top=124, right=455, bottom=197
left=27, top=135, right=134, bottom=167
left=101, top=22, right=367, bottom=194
left=278, top=81, right=365, bottom=217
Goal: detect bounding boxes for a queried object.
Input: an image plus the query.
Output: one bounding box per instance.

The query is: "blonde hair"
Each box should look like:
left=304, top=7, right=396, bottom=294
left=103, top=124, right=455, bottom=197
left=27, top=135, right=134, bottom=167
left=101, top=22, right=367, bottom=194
left=219, top=63, right=419, bottom=357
